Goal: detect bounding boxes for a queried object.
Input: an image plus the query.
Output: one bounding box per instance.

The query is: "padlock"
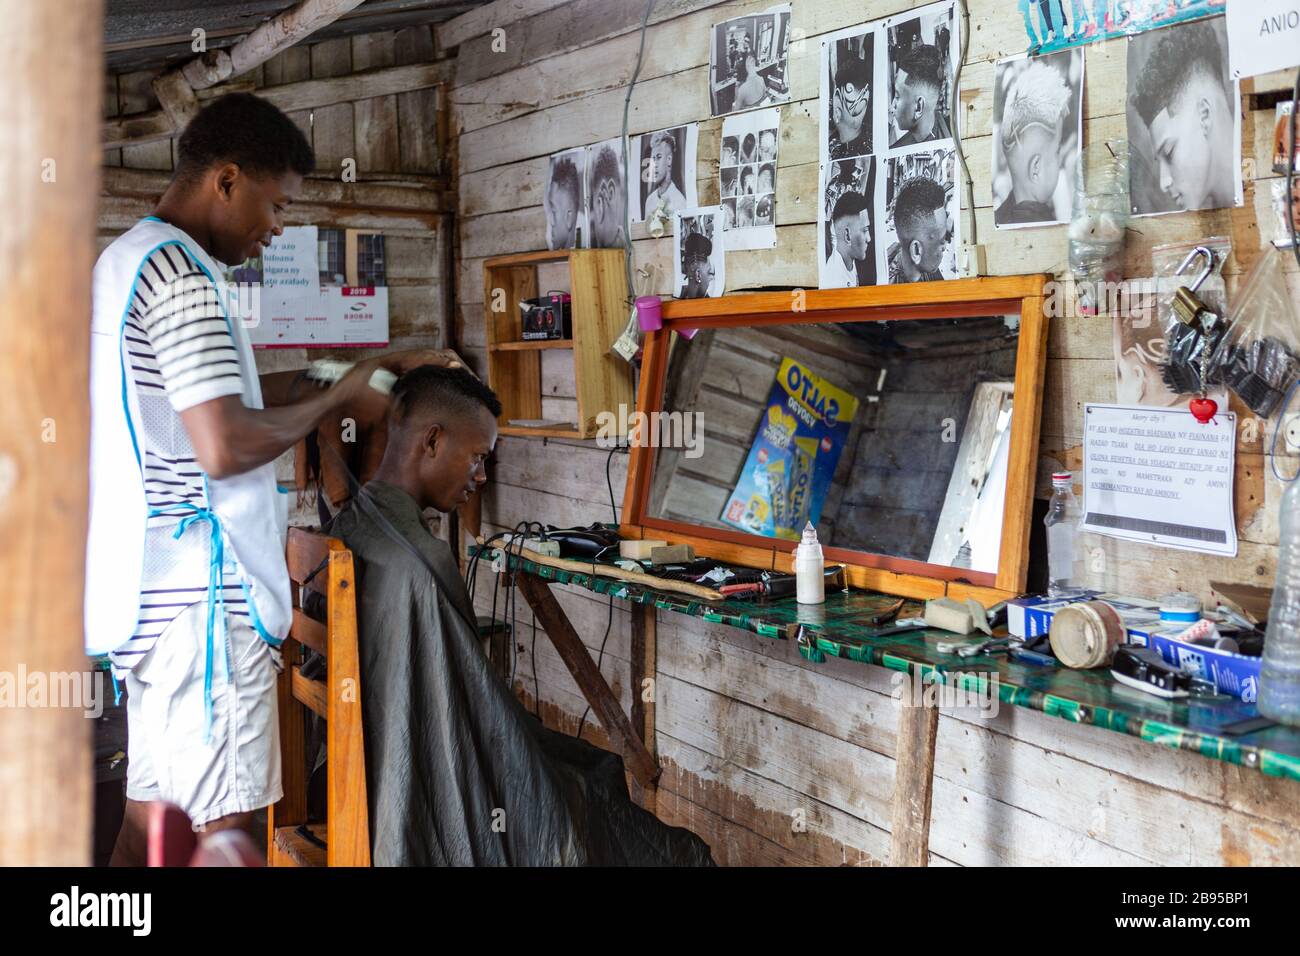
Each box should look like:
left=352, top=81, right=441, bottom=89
left=1171, top=245, right=1220, bottom=332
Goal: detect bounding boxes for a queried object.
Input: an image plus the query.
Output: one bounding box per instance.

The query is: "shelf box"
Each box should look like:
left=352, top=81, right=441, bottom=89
left=482, top=249, right=634, bottom=440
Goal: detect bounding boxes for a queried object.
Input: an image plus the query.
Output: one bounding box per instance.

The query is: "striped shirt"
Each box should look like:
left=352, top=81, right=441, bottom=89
left=110, top=242, right=252, bottom=676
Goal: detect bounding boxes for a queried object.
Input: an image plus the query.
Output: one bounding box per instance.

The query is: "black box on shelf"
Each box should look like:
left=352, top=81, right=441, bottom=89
left=520, top=292, right=572, bottom=340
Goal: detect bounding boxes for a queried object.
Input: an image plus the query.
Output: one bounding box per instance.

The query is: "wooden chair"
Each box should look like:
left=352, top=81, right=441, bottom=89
left=266, top=529, right=371, bottom=867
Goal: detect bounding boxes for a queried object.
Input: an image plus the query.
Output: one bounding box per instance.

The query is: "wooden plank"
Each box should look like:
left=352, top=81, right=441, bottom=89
left=325, top=544, right=370, bottom=867
left=888, top=671, right=939, bottom=867
left=0, top=0, right=97, bottom=866
left=515, top=572, right=659, bottom=786
left=117, top=69, right=173, bottom=169
left=355, top=95, right=401, bottom=172
left=437, top=0, right=575, bottom=53
left=629, top=602, right=657, bottom=812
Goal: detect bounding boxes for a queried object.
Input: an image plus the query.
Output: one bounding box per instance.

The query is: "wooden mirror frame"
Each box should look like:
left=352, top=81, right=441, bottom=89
left=619, top=276, right=1050, bottom=607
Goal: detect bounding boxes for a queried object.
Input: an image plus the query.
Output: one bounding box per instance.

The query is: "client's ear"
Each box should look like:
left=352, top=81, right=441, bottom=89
left=424, top=422, right=443, bottom=458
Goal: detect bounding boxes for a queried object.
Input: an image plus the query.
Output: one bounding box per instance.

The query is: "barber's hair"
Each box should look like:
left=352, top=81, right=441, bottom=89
left=897, top=43, right=944, bottom=93
left=835, top=47, right=871, bottom=91
left=1134, top=21, right=1226, bottom=125
left=892, top=175, right=946, bottom=238
left=392, top=365, right=502, bottom=427
left=1001, top=61, right=1071, bottom=151
left=549, top=156, right=580, bottom=202
left=832, top=189, right=869, bottom=222
left=591, top=143, right=623, bottom=190
left=175, top=93, right=314, bottom=185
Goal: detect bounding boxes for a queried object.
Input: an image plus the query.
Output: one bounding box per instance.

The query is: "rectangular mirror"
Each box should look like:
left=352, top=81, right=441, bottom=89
left=621, top=278, right=1049, bottom=604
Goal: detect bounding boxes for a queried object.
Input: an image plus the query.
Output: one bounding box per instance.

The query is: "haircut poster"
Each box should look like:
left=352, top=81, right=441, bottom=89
left=1014, top=0, right=1225, bottom=55
left=720, top=357, right=860, bottom=541
left=817, top=0, right=961, bottom=289
left=720, top=106, right=780, bottom=249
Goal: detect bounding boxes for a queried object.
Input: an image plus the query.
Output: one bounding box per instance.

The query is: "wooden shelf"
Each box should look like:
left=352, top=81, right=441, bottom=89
left=490, top=339, right=574, bottom=352
left=499, top=424, right=583, bottom=439
left=482, top=248, right=634, bottom=440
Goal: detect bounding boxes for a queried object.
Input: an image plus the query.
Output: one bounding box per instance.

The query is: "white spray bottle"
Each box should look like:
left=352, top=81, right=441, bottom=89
left=794, top=521, right=824, bottom=604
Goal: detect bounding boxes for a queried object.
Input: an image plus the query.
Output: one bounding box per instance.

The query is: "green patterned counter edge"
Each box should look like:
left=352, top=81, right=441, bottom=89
left=481, top=549, right=1300, bottom=782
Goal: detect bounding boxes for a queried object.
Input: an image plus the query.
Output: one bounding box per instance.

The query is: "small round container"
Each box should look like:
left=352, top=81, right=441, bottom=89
left=1158, top=592, right=1200, bottom=625
left=1050, top=601, right=1126, bottom=669
left=635, top=295, right=662, bottom=331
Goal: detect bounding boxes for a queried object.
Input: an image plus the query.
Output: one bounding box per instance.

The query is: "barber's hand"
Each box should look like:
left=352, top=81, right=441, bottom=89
left=333, top=356, right=398, bottom=427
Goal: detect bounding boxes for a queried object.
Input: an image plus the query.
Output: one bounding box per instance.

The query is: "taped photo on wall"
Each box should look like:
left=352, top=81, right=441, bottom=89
left=825, top=30, right=875, bottom=162
left=1126, top=16, right=1243, bottom=217
left=819, top=157, right=877, bottom=289
left=992, top=47, right=1084, bottom=229
left=886, top=4, right=956, bottom=151
left=882, top=148, right=959, bottom=284
left=545, top=147, right=586, bottom=250
left=630, top=125, right=699, bottom=227
left=720, top=106, right=780, bottom=250
left=709, top=3, right=792, bottom=117
left=585, top=138, right=627, bottom=248
left=674, top=206, right=725, bottom=299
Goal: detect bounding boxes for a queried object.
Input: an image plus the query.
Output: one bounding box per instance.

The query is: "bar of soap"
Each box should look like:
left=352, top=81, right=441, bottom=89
left=924, top=597, right=977, bottom=634
left=619, top=539, right=668, bottom=560
left=649, top=543, right=694, bottom=564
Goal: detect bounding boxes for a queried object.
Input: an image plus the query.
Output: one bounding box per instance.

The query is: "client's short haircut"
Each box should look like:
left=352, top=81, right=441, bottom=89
left=892, top=176, right=947, bottom=237
left=1001, top=61, right=1071, bottom=151
left=1133, top=21, right=1226, bottom=126
left=392, top=365, right=502, bottom=425
left=832, top=189, right=869, bottom=222
left=175, top=92, right=314, bottom=185
left=897, top=44, right=944, bottom=93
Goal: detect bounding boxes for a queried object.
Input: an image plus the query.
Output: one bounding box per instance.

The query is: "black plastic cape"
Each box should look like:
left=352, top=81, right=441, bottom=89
left=325, top=480, right=715, bottom=866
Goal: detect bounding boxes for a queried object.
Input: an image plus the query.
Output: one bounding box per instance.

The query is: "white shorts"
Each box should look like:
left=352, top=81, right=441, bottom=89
left=125, top=600, right=284, bottom=827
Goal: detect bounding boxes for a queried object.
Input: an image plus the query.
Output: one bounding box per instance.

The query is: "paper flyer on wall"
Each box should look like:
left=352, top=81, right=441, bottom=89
left=817, top=0, right=961, bottom=289
left=708, top=3, right=792, bottom=118
left=720, top=357, right=860, bottom=541
left=629, top=124, right=699, bottom=228
left=1081, top=403, right=1237, bottom=557
left=720, top=106, right=779, bottom=249
left=247, top=286, right=389, bottom=349
left=1015, top=0, right=1224, bottom=56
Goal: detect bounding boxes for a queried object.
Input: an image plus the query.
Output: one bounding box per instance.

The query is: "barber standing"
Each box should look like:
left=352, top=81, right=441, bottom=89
left=89, top=93, right=444, bottom=864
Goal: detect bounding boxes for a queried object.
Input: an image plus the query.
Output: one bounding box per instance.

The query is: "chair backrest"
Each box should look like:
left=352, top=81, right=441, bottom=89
left=266, top=528, right=370, bottom=867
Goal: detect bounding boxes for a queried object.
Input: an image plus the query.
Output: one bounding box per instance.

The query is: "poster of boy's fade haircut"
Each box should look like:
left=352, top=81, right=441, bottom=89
left=630, top=125, right=698, bottom=225
left=720, top=106, right=779, bottom=250
left=585, top=138, right=627, bottom=248
left=882, top=149, right=960, bottom=284
left=1126, top=17, right=1242, bottom=217
left=1015, top=0, right=1225, bottom=56
left=992, top=48, right=1084, bottom=229
left=708, top=3, right=791, bottom=117
left=720, top=357, right=860, bottom=542
left=545, top=147, right=585, bottom=250
left=818, top=0, right=960, bottom=289
left=673, top=207, right=725, bottom=299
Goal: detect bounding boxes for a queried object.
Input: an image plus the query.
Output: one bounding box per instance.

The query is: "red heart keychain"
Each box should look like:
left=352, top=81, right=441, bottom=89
left=1189, top=396, right=1218, bottom=424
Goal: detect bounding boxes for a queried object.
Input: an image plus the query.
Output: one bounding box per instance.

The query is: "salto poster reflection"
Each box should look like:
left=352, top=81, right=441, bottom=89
left=721, top=357, right=860, bottom=541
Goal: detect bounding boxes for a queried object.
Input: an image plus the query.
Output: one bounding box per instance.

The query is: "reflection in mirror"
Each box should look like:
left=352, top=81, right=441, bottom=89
left=646, top=315, right=1019, bottom=572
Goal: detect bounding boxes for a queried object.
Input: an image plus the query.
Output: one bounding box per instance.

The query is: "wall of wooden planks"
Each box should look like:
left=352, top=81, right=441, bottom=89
left=448, top=0, right=1300, bottom=864
left=100, top=25, right=452, bottom=522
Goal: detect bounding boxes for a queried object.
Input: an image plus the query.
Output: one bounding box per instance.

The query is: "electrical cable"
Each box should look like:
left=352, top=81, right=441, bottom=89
left=951, top=0, right=977, bottom=251
left=621, top=0, right=658, bottom=306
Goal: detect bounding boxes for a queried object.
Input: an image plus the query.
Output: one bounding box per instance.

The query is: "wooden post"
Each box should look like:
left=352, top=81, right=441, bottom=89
left=515, top=573, right=659, bottom=787
left=629, top=603, right=658, bottom=813
left=0, top=0, right=101, bottom=866
left=889, top=671, right=940, bottom=867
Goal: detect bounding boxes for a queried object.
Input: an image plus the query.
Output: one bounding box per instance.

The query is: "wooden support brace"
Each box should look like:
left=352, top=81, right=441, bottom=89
left=515, top=572, right=659, bottom=787
left=889, top=671, right=939, bottom=867
left=151, top=68, right=200, bottom=134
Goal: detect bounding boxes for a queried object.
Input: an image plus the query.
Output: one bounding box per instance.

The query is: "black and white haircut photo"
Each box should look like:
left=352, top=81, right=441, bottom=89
left=826, top=31, right=874, bottom=162
left=886, top=5, right=955, bottom=150
left=585, top=138, right=627, bottom=248
left=1127, top=17, right=1242, bottom=217
left=632, top=124, right=699, bottom=224
left=991, top=48, right=1083, bottom=229
left=883, top=148, right=958, bottom=284
left=708, top=3, right=792, bottom=117
left=819, top=157, right=876, bottom=289
left=545, top=147, right=586, bottom=250
left=673, top=207, right=725, bottom=299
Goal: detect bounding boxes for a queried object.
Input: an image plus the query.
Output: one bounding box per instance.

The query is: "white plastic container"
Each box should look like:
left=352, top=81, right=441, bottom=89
left=794, top=521, right=824, bottom=605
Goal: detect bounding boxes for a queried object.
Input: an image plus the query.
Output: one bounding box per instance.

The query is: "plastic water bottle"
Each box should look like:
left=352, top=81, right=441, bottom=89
left=1045, top=472, right=1083, bottom=597
left=794, top=521, right=825, bottom=605
left=1260, top=478, right=1300, bottom=725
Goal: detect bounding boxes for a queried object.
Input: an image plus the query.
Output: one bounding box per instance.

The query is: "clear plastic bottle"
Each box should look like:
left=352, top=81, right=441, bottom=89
left=1045, top=472, right=1083, bottom=598
left=794, top=521, right=824, bottom=605
left=1260, top=478, right=1300, bottom=725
